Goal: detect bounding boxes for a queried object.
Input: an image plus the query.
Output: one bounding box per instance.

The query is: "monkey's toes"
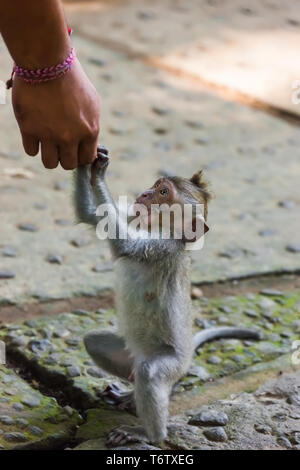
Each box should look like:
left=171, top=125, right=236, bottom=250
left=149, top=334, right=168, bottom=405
left=106, top=428, right=137, bottom=447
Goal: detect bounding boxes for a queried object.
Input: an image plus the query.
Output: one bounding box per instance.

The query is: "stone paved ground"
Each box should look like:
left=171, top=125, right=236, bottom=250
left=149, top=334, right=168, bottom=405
left=0, top=0, right=300, bottom=451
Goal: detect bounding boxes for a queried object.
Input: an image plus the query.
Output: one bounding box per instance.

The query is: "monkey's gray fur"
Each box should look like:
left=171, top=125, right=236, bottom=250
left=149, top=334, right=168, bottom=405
left=73, top=146, right=261, bottom=446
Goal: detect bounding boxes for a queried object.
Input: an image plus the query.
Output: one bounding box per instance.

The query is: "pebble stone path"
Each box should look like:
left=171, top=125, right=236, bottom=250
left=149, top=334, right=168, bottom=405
left=0, top=0, right=299, bottom=450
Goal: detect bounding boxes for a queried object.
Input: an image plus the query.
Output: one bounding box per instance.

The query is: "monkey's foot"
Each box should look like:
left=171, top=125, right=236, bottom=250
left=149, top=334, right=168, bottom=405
left=107, top=425, right=148, bottom=447
left=101, top=383, right=136, bottom=415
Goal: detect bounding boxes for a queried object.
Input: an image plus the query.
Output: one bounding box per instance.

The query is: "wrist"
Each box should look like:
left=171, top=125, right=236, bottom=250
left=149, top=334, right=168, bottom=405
left=7, top=29, right=74, bottom=89
left=18, top=39, right=71, bottom=70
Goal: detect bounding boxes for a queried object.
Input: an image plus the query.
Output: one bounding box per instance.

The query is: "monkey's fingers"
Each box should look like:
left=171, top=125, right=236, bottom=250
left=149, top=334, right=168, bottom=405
left=97, top=144, right=109, bottom=156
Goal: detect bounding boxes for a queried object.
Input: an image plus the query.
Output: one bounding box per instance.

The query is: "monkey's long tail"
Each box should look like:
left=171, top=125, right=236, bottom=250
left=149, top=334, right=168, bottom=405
left=193, top=327, right=262, bottom=349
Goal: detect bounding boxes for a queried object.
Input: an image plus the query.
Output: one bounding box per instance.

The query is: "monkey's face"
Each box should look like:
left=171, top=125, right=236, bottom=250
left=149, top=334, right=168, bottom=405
left=134, top=177, right=209, bottom=240
left=134, top=178, right=176, bottom=211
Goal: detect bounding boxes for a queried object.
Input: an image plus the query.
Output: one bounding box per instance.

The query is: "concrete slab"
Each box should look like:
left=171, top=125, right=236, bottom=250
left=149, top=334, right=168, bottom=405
left=0, top=33, right=300, bottom=304
left=1, top=292, right=299, bottom=411
left=74, top=370, right=300, bottom=450
left=66, top=0, right=300, bottom=116
left=0, top=364, right=80, bottom=450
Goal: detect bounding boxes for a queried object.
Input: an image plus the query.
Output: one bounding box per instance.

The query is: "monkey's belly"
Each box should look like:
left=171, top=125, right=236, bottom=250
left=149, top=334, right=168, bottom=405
left=114, top=258, right=192, bottom=358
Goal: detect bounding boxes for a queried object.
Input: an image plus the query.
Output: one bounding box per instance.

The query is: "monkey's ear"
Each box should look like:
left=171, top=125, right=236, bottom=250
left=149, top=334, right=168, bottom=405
left=190, top=171, right=203, bottom=187
left=190, top=171, right=211, bottom=202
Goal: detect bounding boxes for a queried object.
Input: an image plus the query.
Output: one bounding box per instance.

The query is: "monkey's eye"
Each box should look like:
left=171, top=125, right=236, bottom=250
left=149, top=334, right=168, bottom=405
left=160, top=187, right=169, bottom=196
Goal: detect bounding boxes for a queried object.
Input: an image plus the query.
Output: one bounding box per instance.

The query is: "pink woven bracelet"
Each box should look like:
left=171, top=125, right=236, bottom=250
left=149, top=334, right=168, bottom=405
left=6, top=47, right=75, bottom=89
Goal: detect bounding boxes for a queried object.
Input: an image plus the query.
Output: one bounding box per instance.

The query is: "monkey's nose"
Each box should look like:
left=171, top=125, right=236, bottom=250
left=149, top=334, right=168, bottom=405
left=140, top=190, right=154, bottom=200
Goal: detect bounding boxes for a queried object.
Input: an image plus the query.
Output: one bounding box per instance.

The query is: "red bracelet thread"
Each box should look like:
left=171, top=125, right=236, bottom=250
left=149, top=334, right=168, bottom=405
left=6, top=47, right=75, bottom=89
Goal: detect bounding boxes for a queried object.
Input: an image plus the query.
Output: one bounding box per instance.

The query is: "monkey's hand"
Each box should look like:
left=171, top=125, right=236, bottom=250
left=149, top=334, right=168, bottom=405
left=90, top=145, right=109, bottom=185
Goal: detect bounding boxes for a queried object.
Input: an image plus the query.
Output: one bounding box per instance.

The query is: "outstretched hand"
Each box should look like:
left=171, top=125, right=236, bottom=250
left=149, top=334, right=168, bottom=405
left=12, top=58, right=100, bottom=170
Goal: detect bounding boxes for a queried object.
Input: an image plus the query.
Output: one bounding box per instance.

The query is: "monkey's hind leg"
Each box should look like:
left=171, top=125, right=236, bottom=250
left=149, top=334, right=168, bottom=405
left=109, top=351, right=183, bottom=446
left=84, top=330, right=135, bottom=412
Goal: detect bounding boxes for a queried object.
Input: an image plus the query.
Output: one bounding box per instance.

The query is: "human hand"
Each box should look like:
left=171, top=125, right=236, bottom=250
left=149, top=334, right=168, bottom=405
left=12, top=58, right=100, bottom=169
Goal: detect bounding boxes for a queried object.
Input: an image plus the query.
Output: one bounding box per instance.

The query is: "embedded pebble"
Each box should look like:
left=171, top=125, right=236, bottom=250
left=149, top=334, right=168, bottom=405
left=152, top=106, right=169, bottom=116
left=292, top=432, right=300, bottom=444
left=15, top=418, right=28, bottom=428
left=207, top=355, right=222, bottom=365
left=65, top=337, right=80, bottom=347
left=2, top=246, right=17, bottom=257
left=286, top=244, right=300, bottom=253
left=84, top=359, right=94, bottom=366
left=21, top=395, right=41, bottom=408
left=46, top=254, right=62, bottom=265
left=95, top=309, right=106, bottom=315
left=55, top=218, right=71, bottom=226
left=28, top=425, right=43, bottom=436
left=184, top=120, right=203, bottom=129
left=258, top=229, right=276, bottom=237
left=86, top=367, right=104, bottom=378
left=72, top=309, right=89, bottom=317
left=8, top=335, right=27, bottom=348
left=203, top=427, right=228, bottom=442
left=54, top=181, right=67, bottom=191
left=71, top=238, right=90, bottom=248
left=218, top=248, right=244, bottom=259
left=137, top=11, right=155, bottom=20
left=67, top=366, right=81, bottom=378
left=17, top=223, right=38, bottom=232
left=88, top=57, right=107, bottom=67
left=3, top=432, right=27, bottom=443
left=278, top=200, right=294, bottom=209
left=60, top=359, right=77, bottom=367
left=0, top=271, right=15, bottom=279
left=194, top=318, right=215, bottom=329
left=188, top=410, right=228, bottom=427
left=0, top=416, right=14, bottom=425
left=254, top=424, right=272, bottom=434
left=277, top=436, right=292, bottom=448
left=92, top=263, right=113, bottom=273
left=28, top=339, right=53, bottom=354
left=258, top=298, right=276, bottom=310
left=229, top=354, right=244, bottom=363
left=154, top=140, right=172, bottom=151
left=191, top=287, right=203, bottom=299
left=53, top=329, right=70, bottom=338
left=244, top=309, right=258, bottom=318
left=43, top=356, right=58, bottom=365
left=260, top=289, right=284, bottom=297
left=24, top=319, right=38, bottom=328
left=12, top=403, right=24, bottom=412
left=219, top=305, right=232, bottom=313
left=217, top=315, right=229, bottom=324
left=187, top=365, right=210, bottom=381
left=34, top=202, right=47, bottom=210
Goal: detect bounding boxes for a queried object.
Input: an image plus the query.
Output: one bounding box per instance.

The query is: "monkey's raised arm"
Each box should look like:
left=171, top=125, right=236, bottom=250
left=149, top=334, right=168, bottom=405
left=73, top=165, right=98, bottom=226
left=91, top=156, right=180, bottom=260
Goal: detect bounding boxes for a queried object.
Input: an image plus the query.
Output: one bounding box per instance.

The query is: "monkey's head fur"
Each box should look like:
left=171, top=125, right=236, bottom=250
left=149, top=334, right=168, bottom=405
left=134, top=170, right=211, bottom=241
left=168, top=171, right=211, bottom=221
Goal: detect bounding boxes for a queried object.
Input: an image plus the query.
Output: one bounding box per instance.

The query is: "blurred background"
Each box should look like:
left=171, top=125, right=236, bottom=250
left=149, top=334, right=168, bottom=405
left=0, top=0, right=300, bottom=309
left=0, top=1, right=300, bottom=452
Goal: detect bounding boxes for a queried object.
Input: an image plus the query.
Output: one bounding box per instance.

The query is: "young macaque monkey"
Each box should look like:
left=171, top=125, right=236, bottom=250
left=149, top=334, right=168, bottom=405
left=73, top=146, right=261, bottom=447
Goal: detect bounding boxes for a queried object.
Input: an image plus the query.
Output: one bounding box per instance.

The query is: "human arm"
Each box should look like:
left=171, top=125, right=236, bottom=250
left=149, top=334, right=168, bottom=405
left=0, top=0, right=100, bottom=169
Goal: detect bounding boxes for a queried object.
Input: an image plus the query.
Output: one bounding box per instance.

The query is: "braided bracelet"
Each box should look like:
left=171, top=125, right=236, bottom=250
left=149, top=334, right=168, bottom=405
left=6, top=47, right=75, bottom=89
